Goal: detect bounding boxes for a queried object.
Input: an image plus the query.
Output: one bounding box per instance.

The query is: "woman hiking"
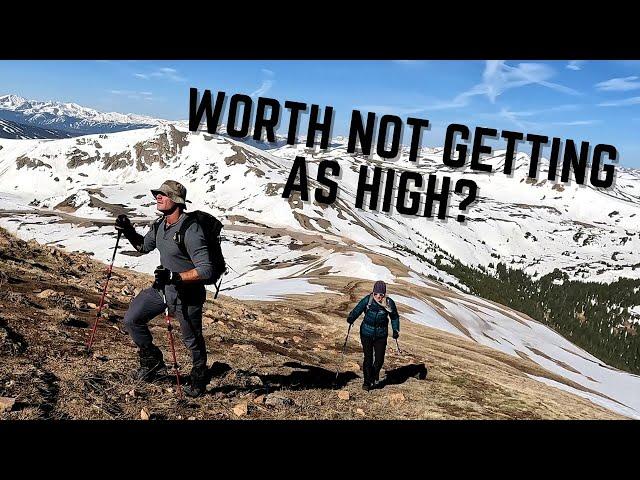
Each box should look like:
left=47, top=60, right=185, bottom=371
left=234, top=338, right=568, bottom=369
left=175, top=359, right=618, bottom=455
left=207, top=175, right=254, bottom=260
left=347, top=280, right=400, bottom=391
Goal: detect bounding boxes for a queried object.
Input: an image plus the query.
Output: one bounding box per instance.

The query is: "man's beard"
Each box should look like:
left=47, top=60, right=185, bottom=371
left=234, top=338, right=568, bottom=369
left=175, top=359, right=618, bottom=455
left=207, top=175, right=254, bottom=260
left=158, top=203, right=179, bottom=215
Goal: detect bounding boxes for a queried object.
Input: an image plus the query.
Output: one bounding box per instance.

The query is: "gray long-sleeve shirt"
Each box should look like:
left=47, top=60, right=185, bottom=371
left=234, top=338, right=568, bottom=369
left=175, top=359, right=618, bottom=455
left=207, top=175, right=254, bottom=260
left=137, top=213, right=213, bottom=305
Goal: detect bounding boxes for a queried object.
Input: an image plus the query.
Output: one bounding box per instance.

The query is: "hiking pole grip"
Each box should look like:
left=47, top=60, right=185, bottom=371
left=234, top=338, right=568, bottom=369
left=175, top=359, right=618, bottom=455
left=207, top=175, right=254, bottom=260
left=87, top=230, right=122, bottom=351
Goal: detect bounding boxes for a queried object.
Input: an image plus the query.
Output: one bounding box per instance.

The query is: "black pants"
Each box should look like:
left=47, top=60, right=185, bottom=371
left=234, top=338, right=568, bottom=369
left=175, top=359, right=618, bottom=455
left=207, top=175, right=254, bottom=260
left=360, top=333, right=387, bottom=385
left=123, top=287, right=207, bottom=369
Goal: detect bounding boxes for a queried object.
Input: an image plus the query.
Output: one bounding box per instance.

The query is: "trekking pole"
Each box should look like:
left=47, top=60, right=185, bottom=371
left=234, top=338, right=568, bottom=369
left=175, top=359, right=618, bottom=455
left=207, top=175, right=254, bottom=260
left=395, top=338, right=402, bottom=355
left=334, top=323, right=352, bottom=385
left=87, top=230, right=122, bottom=351
left=160, top=288, right=183, bottom=399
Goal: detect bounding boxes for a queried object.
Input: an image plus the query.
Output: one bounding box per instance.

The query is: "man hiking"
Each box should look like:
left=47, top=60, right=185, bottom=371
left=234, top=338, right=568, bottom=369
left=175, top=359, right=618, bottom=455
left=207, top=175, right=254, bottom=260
left=347, top=280, right=400, bottom=391
left=115, top=180, right=212, bottom=398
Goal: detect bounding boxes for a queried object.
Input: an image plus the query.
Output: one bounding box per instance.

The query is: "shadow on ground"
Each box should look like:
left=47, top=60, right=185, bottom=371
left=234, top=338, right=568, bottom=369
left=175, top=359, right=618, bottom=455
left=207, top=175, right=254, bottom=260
left=380, top=363, right=428, bottom=387
left=205, top=361, right=359, bottom=396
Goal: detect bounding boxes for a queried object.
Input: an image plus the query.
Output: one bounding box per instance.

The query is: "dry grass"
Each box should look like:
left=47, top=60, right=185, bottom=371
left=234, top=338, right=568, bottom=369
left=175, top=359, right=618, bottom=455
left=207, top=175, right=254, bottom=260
left=0, top=226, right=624, bottom=420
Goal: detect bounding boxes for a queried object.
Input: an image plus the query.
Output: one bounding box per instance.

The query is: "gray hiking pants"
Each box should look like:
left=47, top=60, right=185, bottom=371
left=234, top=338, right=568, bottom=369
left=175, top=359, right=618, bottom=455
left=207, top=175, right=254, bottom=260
left=123, top=287, right=207, bottom=369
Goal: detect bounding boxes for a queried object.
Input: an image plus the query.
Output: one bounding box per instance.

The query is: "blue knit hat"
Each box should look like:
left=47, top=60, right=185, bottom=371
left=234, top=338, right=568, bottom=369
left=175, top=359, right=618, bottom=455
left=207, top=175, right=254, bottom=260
left=373, top=280, right=386, bottom=295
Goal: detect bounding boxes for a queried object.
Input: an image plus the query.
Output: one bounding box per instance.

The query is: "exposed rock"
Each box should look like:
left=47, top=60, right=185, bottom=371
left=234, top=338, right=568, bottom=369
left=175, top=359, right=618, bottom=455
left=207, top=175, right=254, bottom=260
left=233, top=402, right=248, bottom=417
left=0, top=396, right=16, bottom=413
left=37, top=289, right=60, bottom=299
left=356, top=408, right=365, bottom=416
left=292, top=336, right=303, bottom=344
left=73, top=296, right=87, bottom=310
left=140, top=407, right=150, bottom=420
left=253, top=394, right=266, bottom=404
left=16, top=155, right=52, bottom=170
left=337, top=390, right=350, bottom=401
left=66, top=148, right=100, bottom=168
left=103, top=151, right=132, bottom=171
left=389, top=393, right=405, bottom=405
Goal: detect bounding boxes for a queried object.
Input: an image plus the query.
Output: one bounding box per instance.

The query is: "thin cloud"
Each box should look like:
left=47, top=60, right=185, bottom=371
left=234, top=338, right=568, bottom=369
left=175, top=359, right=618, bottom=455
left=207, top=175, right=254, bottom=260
left=598, top=96, right=640, bottom=107
left=477, top=104, right=580, bottom=119
left=134, top=67, right=186, bottom=82
left=595, top=76, right=640, bottom=92
left=250, top=69, right=276, bottom=98
left=110, top=89, right=153, bottom=95
left=109, top=90, right=155, bottom=101
left=427, top=61, right=580, bottom=110
left=477, top=106, right=594, bottom=130
left=250, top=80, right=273, bottom=98
left=551, top=120, right=599, bottom=126
left=566, top=60, right=585, bottom=71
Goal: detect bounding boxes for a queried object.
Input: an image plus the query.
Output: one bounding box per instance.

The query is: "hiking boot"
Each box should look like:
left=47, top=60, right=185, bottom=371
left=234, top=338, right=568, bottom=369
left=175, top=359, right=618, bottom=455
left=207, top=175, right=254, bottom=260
left=183, top=365, right=208, bottom=398
left=362, top=381, right=372, bottom=391
left=134, top=345, right=167, bottom=382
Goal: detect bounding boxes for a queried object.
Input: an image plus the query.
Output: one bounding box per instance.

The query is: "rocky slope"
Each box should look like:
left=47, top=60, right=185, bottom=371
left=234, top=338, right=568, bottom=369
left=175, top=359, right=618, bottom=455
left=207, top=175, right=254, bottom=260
left=0, top=226, right=624, bottom=419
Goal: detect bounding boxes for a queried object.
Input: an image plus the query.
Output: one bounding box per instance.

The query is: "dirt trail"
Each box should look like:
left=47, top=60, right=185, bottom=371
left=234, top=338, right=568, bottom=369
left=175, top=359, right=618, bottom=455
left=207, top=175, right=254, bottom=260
left=0, top=226, right=624, bottom=419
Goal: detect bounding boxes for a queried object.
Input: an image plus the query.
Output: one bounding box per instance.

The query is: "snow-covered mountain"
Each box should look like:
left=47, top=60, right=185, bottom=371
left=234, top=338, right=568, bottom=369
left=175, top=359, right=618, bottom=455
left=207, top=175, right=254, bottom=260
left=0, top=118, right=73, bottom=139
left=0, top=94, right=166, bottom=136
left=1, top=121, right=639, bottom=419
left=1, top=123, right=638, bottom=283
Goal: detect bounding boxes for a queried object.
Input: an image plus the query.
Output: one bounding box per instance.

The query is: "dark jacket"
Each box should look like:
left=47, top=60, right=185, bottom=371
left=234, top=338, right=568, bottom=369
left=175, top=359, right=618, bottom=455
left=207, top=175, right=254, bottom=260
left=348, top=294, right=400, bottom=339
left=137, top=214, right=212, bottom=305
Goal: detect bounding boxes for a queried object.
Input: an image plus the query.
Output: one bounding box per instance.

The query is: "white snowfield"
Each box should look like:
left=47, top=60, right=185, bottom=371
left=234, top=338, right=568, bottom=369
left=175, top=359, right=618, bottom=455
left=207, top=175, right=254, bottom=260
left=392, top=292, right=640, bottom=419
left=1, top=121, right=640, bottom=418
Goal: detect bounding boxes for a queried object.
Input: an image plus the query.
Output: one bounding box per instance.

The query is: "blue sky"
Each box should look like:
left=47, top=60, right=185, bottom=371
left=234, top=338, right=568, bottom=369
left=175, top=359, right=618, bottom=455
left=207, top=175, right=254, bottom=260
left=1, top=60, right=640, bottom=167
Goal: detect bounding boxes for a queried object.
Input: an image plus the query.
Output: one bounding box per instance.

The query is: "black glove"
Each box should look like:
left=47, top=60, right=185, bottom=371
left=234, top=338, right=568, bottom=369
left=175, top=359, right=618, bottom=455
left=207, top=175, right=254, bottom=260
left=153, top=266, right=181, bottom=289
left=115, top=214, right=133, bottom=232
left=392, top=330, right=399, bottom=339
left=347, top=316, right=355, bottom=325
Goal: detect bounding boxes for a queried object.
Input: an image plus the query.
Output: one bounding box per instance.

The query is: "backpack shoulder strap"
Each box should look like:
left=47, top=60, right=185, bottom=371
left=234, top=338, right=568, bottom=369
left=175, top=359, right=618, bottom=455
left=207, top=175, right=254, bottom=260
left=365, top=294, right=373, bottom=313
left=152, top=216, right=164, bottom=237
left=175, top=212, right=198, bottom=258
